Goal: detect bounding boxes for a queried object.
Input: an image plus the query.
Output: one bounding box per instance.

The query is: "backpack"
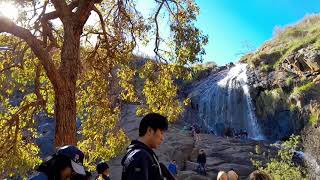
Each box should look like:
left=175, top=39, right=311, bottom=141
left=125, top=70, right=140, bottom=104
left=122, top=144, right=163, bottom=179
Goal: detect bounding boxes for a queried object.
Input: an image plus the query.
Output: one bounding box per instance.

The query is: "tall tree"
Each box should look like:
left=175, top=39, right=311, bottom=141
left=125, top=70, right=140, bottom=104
left=0, top=0, right=207, bottom=174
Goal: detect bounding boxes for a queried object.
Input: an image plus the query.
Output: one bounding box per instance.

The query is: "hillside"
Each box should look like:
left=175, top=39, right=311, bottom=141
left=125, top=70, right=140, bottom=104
left=240, top=14, right=320, bottom=178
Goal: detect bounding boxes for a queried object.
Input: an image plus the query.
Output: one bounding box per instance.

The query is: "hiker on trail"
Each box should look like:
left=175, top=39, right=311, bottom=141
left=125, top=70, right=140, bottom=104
left=197, top=149, right=207, bottom=175
left=96, top=162, right=111, bottom=180
left=167, top=160, right=178, bottom=177
left=192, top=124, right=201, bottom=141
left=237, top=129, right=248, bottom=139
left=121, top=113, right=168, bottom=180
left=249, top=170, right=272, bottom=180
left=217, top=171, right=228, bottom=180
left=160, top=162, right=176, bottom=180
left=29, top=145, right=86, bottom=180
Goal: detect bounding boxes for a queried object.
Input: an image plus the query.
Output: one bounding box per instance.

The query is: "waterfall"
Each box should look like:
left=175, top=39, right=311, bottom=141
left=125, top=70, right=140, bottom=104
left=190, top=63, right=264, bottom=139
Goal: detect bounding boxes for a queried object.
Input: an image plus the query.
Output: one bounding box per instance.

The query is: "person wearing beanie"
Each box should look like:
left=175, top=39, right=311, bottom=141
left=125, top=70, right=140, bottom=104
left=96, top=162, right=110, bottom=180
left=29, top=145, right=86, bottom=180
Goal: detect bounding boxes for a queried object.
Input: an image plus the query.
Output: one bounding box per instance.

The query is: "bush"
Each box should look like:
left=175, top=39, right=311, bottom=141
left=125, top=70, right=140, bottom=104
left=308, top=103, right=320, bottom=126
left=251, top=135, right=307, bottom=180
left=285, top=77, right=294, bottom=87
left=309, top=114, right=318, bottom=126
left=260, top=64, right=272, bottom=72
left=292, top=81, right=315, bottom=96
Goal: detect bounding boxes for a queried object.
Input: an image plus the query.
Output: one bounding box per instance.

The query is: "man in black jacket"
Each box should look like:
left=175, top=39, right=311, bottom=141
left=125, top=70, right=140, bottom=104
left=121, top=113, right=168, bottom=180
left=197, top=149, right=207, bottom=175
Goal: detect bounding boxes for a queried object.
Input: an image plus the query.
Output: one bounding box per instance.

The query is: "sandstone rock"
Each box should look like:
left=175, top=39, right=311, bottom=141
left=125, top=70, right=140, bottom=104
left=184, top=175, right=210, bottom=180
left=313, top=75, right=320, bottom=83
left=177, top=171, right=198, bottom=180
left=283, top=46, right=320, bottom=75
left=185, top=161, right=198, bottom=171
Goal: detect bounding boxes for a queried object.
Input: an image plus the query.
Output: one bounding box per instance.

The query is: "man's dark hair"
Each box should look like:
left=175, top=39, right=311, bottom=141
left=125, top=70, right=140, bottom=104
left=139, top=113, right=168, bottom=137
left=37, top=154, right=72, bottom=180
left=96, top=162, right=109, bottom=174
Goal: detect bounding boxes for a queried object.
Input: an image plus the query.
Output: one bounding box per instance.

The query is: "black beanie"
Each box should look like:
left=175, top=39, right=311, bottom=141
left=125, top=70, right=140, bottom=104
left=96, top=162, right=109, bottom=174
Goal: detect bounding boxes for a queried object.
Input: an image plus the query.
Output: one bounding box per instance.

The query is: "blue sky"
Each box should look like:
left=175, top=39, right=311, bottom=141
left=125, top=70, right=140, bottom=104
left=196, top=0, right=320, bottom=65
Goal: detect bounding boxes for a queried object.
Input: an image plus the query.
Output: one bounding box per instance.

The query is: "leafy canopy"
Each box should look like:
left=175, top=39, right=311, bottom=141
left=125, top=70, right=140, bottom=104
left=0, top=0, right=207, bottom=176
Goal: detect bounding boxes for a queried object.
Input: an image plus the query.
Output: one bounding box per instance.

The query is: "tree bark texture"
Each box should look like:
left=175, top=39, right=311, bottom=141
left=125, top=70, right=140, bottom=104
left=54, top=19, right=81, bottom=146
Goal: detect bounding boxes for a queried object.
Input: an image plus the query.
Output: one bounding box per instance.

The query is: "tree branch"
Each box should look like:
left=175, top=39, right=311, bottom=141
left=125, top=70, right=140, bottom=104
left=42, top=0, right=79, bottom=21
left=75, top=0, right=102, bottom=27
left=0, top=16, right=60, bottom=87
left=50, top=0, right=72, bottom=19
left=154, top=0, right=168, bottom=63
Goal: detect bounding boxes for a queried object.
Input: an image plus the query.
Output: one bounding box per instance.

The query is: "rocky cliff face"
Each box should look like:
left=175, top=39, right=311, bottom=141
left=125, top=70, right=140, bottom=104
left=242, top=15, right=320, bottom=177
left=240, top=15, right=320, bottom=141
left=246, top=44, right=320, bottom=140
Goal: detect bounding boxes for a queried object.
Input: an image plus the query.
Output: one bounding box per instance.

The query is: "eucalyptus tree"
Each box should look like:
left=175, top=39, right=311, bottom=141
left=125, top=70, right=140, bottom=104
left=0, top=0, right=207, bottom=174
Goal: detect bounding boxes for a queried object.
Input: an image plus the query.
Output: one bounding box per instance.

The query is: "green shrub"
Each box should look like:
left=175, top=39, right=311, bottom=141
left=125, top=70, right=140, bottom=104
left=252, top=135, right=307, bottom=180
left=285, top=77, right=294, bottom=87
left=260, top=64, right=272, bottom=72
left=308, top=103, right=320, bottom=126
left=286, top=27, right=308, bottom=38
left=309, top=114, right=318, bottom=126
left=292, top=81, right=315, bottom=96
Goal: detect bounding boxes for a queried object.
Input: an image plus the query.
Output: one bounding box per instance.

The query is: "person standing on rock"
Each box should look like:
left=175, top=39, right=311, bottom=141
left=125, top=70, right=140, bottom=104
left=197, top=149, right=207, bottom=175
left=192, top=124, right=201, bottom=141
left=167, top=160, right=178, bottom=177
left=96, top=162, right=111, bottom=180
left=121, top=113, right=168, bottom=180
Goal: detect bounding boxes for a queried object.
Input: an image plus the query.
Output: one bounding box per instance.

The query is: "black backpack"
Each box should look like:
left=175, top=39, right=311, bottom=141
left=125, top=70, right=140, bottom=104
left=122, top=145, right=164, bottom=180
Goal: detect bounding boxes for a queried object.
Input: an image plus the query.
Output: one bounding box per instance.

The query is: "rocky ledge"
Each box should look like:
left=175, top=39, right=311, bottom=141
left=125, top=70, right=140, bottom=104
left=109, top=105, right=273, bottom=179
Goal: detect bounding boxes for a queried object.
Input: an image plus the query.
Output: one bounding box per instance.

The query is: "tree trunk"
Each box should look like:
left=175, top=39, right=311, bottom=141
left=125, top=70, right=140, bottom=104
left=54, top=20, right=81, bottom=147
left=54, top=87, right=77, bottom=146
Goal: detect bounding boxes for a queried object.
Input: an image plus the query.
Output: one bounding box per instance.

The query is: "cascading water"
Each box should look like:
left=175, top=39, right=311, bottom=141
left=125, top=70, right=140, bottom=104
left=189, top=63, right=264, bottom=139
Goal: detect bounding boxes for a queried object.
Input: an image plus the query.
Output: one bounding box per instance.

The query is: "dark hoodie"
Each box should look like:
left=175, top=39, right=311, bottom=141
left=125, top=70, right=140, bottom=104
left=29, top=154, right=71, bottom=180
left=121, top=140, right=164, bottom=180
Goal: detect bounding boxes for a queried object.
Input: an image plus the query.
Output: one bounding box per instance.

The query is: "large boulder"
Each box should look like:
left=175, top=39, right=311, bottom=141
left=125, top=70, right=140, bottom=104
left=282, top=46, right=320, bottom=74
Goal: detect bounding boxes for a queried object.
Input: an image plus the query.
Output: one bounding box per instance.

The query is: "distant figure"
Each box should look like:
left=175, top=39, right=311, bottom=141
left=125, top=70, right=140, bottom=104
left=227, top=169, right=239, bottom=180
left=29, top=145, right=86, bottom=180
left=249, top=170, right=272, bottom=180
left=160, top=162, right=176, bottom=180
left=192, top=124, right=201, bottom=141
left=236, top=129, right=248, bottom=139
left=197, top=149, right=207, bottom=175
left=96, top=162, right=110, bottom=180
left=121, top=113, right=168, bottom=180
left=167, top=160, right=178, bottom=177
left=224, top=127, right=234, bottom=137
left=217, top=171, right=228, bottom=180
